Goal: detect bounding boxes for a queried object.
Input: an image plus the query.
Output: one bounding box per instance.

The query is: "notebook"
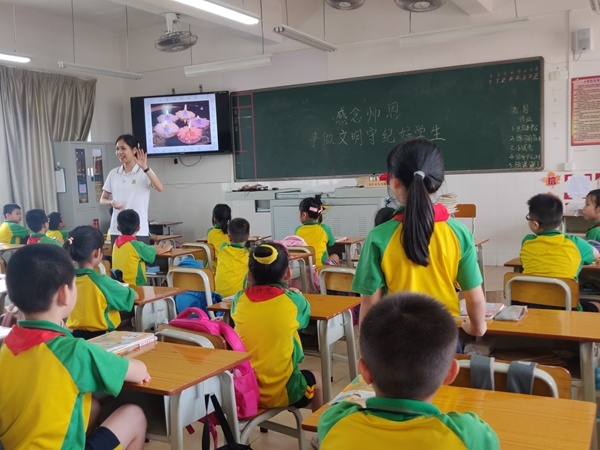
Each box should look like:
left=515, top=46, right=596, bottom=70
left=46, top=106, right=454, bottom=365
left=88, top=331, right=157, bottom=355
left=459, top=299, right=505, bottom=320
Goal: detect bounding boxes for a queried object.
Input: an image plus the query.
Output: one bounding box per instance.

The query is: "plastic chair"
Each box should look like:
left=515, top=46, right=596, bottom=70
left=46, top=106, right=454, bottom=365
left=453, top=203, right=477, bottom=233
left=504, top=272, right=579, bottom=311
left=94, top=259, right=111, bottom=276
left=452, top=355, right=572, bottom=399
left=157, top=326, right=306, bottom=449
left=319, top=266, right=356, bottom=294
left=316, top=266, right=359, bottom=396
left=167, top=267, right=217, bottom=319
left=287, top=245, right=316, bottom=293
left=157, top=323, right=227, bottom=349
left=146, top=327, right=237, bottom=446
left=180, top=242, right=214, bottom=270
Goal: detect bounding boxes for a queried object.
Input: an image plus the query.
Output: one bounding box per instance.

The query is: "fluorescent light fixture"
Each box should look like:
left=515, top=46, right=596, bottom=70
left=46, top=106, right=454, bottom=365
left=173, top=0, right=260, bottom=25
left=399, top=18, right=529, bottom=47
left=0, top=52, right=30, bottom=64
left=57, top=61, right=142, bottom=80
left=274, top=25, right=337, bottom=52
left=184, top=54, right=272, bottom=76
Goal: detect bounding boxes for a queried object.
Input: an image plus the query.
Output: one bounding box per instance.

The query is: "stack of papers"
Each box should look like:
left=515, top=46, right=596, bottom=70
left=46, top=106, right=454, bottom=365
left=88, top=331, right=156, bottom=355
left=459, top=300, right=505, bottom=320
left=436, top=193, right=458, bottom=214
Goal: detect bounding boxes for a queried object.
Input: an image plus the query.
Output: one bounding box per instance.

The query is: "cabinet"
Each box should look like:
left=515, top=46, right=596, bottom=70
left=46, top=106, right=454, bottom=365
left=53, top=142, right=120, bottom=232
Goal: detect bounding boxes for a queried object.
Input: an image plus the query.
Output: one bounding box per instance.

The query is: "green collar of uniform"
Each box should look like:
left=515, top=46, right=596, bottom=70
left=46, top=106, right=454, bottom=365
left=230, top=242, right=247, bottom=249
left=18, top=319, right=73, bottom=337
left=75, top=267, right=96, bottom=276
left=588, top=221, right=600, bottom=231
left=363, top=397, right=440, bottom=421
left=29, top=232, right=45, bottom=238
left=536, top=229, right=562, bottom=237
left=213, top=225, right=222, bottom=229
left=302, top=220, right=319, bottom=225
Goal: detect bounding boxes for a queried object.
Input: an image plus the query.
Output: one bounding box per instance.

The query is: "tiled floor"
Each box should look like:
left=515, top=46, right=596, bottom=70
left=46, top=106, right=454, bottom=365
left=144, top=265, right=510, bottom=450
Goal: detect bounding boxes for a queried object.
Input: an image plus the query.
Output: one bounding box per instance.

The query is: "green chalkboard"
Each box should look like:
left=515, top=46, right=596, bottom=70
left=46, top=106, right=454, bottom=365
left=232, top=57, right=543, bottom=180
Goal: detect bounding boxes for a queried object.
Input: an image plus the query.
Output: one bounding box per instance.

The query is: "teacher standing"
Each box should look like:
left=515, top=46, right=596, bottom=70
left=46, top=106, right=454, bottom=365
left=100, top=134, right=164, bottom=244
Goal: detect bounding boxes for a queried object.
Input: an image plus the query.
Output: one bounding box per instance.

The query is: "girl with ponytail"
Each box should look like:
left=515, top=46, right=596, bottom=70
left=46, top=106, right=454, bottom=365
left=352, top=138, right=487, bottom=337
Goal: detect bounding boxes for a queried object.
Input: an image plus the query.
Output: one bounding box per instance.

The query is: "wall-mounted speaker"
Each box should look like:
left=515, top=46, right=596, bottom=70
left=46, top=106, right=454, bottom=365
left=573, top=28, right=593, bottom=53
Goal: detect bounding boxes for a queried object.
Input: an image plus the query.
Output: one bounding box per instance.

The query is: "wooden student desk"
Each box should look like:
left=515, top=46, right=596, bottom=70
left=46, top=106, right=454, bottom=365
left=207, top=293, right=360, bottom=402
left=329, top=237, right=365, bottom=267
left=302, top=383, right=596, bottom=450
left=132, top=286, right=188, bottom=332
left=0, top=243, right=23, bottom=267
left=155, top=247, right=199, bottom=268
left=473, top=309, right=600, bottom=450
left=149, top=220, right=183, bottom=236
left=123, top=341, right=250, bottom=450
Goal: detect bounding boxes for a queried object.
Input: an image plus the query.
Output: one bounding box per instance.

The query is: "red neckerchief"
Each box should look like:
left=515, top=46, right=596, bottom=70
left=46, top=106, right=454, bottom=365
left=5, top=326, right=65, bottom=355
left=115, top=235, right=137, bottom=248
left=393, top=203, right=450, bottom=223
left=245, top=285, right=287, bottom=302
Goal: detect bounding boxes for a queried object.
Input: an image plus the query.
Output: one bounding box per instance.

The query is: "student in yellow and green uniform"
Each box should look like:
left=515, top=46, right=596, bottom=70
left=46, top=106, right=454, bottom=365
left=521, top=193, right=599, bottom=311
left=352, top=139, right=487, bottom=337
left=0, top=243, right=150, bottom=450
left=232, top=242, right=323, bottom=411
left=207, top=203, right=232, bottom=270
left=318, top=293, right=499, bottom=450
left=112, top=209, right=172, bottom=286
left=0, top=203, right=29, bottom=244
left=295, top=195, right=340, bottom=268
left=25, top=209, right=61, bottom=246
left=46, top=211, right=69, bottom=244
left=215, top=217, right=250, bottom=298
left=64, top=226, right=137, bottom=339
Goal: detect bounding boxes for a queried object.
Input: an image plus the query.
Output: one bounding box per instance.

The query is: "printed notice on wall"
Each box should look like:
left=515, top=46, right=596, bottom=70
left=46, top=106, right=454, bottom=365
left=571, top=76, right=600, bottom=146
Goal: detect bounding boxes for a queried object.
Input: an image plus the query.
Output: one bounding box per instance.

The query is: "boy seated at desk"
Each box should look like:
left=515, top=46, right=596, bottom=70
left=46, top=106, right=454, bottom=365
left=0, top=244, right=150, bottom=449
left=215, top=217, right=250, bottom=298
left=520, top=193, right=600, bottom=311
left=317, top=293, right=499, bottom=449
left=0, top=203, right=29, bottom=244
left=25, top=208, right=61, bottom=246
left=112, top=209, right=171, bottom=286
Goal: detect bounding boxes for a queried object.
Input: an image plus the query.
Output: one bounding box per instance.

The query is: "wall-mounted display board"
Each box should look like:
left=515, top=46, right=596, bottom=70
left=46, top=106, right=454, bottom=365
left=232, top=57, right=543, bottom=180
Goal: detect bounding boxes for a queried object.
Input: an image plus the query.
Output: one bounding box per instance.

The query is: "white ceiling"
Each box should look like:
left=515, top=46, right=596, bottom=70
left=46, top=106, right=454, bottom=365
left=0, top=0, right=593, bottom=35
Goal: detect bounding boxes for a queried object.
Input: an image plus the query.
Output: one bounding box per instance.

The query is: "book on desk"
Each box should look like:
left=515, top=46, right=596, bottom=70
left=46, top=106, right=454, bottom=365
left=88, top=331, right=157, bottom=355
left=459, top=300, right=505, bottom=320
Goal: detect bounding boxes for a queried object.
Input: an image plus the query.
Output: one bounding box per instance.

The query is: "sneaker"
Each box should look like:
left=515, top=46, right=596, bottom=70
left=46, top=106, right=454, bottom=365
left=311, top=434, right=319, bottom=449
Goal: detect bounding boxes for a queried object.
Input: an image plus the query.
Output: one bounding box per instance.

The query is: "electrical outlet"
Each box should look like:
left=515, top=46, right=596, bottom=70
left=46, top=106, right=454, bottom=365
left=549, top=71, right=569, bottom=81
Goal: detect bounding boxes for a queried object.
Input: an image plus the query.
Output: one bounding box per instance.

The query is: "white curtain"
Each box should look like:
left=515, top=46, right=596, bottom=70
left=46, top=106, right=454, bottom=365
left=0, top=65, right=96, bottom=212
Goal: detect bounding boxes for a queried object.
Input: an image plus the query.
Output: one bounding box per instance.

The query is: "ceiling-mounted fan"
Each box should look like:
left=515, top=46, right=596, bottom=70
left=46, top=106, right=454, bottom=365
left=325, top=0, right=365, bottom=10
left=395, top=0, right=447, bottom=12
left=155, top=13, right=198, bottom=53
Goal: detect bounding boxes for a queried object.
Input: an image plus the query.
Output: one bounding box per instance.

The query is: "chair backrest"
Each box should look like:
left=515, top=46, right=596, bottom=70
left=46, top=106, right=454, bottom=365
left=319, top=267, right=356, bottom=294
left=167, top=267, right=216, bottom=318
left=453, top=203, right=476, bottom=232
left=157, top=323, right=226, bottom=349
left=452, top=355, right=571, bottom=399
left=287, top=245, right=315, bottom=259
left=181, top=242, right=214, bottom=269
left=0, top=258, right=6, bottom=274
left=94, top=259, right=111, bottom=276
left=504, top=272, right=579, bottom=311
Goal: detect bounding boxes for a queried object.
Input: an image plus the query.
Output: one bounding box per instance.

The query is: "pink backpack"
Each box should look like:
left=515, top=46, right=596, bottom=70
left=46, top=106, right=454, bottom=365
left=168, top=307, right=260, bottom=420
left=280, top=235, right=320, bottom=291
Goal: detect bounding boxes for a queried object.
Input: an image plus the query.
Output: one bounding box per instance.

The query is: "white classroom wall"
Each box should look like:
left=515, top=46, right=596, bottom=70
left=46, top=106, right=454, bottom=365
left=1, top=1, right=599, bottom=266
